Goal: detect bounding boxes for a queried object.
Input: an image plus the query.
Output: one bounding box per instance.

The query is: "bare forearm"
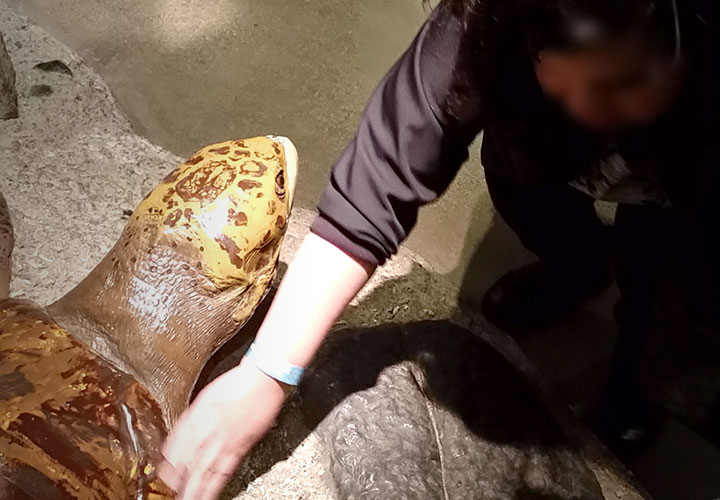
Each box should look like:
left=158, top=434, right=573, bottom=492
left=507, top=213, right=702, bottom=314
left=254, top=232, right=375, bottom=367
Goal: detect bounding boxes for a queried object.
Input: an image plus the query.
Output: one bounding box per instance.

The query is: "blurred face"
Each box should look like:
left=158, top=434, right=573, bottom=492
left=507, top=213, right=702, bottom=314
left=535, top=35, right=686, bottom=131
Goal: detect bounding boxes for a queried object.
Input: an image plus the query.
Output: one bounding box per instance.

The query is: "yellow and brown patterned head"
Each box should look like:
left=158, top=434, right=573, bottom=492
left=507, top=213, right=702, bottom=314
left=135, top=135, right=297, bottom=293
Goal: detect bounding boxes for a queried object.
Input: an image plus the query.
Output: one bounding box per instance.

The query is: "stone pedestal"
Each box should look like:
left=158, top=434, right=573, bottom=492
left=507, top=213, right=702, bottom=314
left=0, top=32, right=18, bottom=119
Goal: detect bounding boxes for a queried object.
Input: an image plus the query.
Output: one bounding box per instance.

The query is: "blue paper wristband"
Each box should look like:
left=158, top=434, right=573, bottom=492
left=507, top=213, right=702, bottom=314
left=244, top=342, right=305, bottom=386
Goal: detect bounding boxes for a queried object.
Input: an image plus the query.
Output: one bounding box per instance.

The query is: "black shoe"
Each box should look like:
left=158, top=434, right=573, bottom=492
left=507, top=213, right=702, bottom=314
left=481, top=261, right=610, bottom=333
left=590, top=396, right=665, bottom=463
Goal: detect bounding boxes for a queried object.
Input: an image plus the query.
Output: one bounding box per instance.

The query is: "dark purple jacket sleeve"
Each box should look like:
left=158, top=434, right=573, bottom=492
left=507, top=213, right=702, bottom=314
left=311, top=10, right=483, bottom=265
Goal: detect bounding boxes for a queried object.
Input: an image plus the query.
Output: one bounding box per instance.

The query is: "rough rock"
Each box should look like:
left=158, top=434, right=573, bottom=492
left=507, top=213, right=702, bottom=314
left=0, top=30, right=18, bottom=118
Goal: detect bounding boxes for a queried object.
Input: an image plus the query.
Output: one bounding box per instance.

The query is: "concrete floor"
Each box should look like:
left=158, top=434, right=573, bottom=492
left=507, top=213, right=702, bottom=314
left=3, top=0, right=720, bottom=498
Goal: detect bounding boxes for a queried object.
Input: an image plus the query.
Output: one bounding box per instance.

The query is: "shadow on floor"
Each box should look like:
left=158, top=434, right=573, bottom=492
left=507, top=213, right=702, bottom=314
left=202, top=264, right=610, bottom=499
left=188, top=251, right=662, bottom=499
left=202, top=262, right=461, bottom=496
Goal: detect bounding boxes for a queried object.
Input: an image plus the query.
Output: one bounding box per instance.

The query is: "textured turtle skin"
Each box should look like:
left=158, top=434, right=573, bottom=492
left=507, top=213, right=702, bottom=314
left=0, top=136, right=295, bottom=499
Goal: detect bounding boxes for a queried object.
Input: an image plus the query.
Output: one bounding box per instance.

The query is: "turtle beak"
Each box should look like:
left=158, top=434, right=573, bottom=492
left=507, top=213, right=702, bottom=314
left=268, top=136, right=298, bottom=210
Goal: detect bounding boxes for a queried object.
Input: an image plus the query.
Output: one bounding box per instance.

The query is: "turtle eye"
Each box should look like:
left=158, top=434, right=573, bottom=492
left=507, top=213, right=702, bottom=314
left=275, top=170, right=286, bottom=200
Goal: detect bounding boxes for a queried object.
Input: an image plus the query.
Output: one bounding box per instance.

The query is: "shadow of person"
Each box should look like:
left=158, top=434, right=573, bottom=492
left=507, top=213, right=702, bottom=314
left=200, top=260, right=604, bottom=499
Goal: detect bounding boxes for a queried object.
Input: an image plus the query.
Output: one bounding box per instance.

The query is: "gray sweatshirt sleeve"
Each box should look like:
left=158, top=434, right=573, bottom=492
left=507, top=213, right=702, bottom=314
left=310, top=10, right=482, bottom=265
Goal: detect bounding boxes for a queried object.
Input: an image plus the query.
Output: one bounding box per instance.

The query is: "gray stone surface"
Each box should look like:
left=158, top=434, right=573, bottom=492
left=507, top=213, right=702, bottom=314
left=0, top=30, right=18, bottom=118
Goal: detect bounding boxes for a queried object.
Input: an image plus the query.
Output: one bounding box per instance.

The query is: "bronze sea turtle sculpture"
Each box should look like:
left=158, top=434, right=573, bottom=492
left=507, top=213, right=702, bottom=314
left=0, top=135, right=297, bottom=499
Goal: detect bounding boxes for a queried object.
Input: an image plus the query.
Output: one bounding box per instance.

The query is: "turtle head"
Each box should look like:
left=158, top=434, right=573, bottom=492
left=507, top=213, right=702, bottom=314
left=51, top=136, right=297, bottom=422
left=133, top=135, right=296, bottom=302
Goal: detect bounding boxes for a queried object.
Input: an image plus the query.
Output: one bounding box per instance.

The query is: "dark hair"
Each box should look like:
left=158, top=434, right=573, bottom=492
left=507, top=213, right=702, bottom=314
left=432, top=0, right=688, bottom=121
left=438, top=0, right=683, bottom=56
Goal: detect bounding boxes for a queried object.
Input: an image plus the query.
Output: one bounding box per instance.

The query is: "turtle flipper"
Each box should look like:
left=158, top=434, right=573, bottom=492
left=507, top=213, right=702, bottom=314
left=0, top=192, right=13, bottom=299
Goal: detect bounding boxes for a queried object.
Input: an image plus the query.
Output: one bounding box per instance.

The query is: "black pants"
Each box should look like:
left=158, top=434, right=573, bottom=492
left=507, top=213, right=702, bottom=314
left=485, top=171, right=719, bottom=418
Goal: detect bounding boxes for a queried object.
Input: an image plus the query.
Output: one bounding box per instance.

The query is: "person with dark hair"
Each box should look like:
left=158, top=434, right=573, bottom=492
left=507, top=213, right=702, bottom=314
left=160, top=1, right=720, bottom=498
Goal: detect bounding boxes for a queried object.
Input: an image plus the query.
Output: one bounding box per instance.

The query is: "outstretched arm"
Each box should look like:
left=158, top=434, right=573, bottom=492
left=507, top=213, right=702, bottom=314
left=158, top=233, right=374, bottom=500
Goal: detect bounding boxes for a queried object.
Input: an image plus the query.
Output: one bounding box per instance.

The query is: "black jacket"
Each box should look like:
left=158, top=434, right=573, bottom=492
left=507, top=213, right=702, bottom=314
left=312, top=2, right=720, bottom=265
